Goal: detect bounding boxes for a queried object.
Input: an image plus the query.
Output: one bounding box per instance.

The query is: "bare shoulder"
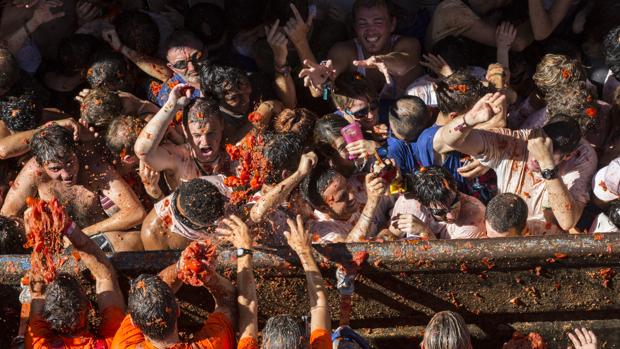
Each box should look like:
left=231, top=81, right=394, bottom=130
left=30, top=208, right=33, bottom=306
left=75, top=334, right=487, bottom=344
left=393, top=36, right=421, bottom=53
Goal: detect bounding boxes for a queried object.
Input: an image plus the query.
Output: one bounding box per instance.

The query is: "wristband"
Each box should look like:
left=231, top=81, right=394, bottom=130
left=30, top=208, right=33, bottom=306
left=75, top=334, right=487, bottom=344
left=322, top=81, right=333, bottom=101
left=274, top=64, right=291, bottom=77
left=63, top=221, right=76, bottom=237
left=453, top=115, right=471, bottom=132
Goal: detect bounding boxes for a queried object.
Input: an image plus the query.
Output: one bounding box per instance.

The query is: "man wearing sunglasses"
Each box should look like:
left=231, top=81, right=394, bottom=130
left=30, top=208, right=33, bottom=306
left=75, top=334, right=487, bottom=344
left=152, top=31, right=205, bottom=107
left=389, top=166, right=486, bottom=240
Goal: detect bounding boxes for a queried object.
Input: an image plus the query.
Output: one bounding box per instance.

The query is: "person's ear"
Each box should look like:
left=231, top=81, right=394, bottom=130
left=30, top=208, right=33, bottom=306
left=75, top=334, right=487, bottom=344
left=448, top=112, right=459, bottom=120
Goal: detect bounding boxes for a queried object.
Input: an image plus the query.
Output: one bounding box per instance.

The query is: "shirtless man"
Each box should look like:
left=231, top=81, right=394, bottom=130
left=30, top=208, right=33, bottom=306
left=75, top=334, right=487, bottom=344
left=292, top=0, right=422, bottom=98
left=134, top=83, right=227, bottom=193
left=1, top=124, right=146, bottom=252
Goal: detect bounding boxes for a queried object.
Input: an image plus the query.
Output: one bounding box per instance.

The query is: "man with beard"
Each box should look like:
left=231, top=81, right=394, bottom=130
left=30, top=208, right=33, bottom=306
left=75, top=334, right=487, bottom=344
left=1, top=124, right=146, bottom=252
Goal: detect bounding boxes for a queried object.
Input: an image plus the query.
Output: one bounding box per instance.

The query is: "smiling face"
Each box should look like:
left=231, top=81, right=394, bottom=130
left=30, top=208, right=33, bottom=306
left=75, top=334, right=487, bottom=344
left=185, top=118, right=223, bottom=163
left=353, top=5, right=396, bottom=55
left=344, top=97, right=379, bottom=130
left=43, top=153, right=79, bottom=186
left=321, top=174, right=358, bottom=220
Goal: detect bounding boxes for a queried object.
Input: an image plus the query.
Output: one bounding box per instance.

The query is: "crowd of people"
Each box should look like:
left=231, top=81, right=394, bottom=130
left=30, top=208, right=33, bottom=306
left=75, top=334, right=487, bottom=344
left=0, top=0, right=619, bottom=347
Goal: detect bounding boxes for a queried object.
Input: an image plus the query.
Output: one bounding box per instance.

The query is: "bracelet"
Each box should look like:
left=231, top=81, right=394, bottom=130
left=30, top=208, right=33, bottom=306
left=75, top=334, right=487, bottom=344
left=322, top=80, right=333, bottom=101
left=453, top=114, right=471, bottom=132
left=63, top=221, right=76, bottom=237
left=274, top=64, right=291, bottom=77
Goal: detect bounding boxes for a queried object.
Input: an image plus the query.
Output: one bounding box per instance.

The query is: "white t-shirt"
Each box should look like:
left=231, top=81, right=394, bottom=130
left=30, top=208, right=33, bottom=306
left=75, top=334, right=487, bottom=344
left=589, top=213, right=619, bottom=233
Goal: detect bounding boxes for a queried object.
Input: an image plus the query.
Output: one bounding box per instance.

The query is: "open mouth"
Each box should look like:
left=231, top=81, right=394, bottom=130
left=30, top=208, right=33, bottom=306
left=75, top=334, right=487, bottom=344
left=62, top=178, right=74, bottom=185
left=199, top=146, right=214, bottom=157
left=364, top=35, right=381, bottom=44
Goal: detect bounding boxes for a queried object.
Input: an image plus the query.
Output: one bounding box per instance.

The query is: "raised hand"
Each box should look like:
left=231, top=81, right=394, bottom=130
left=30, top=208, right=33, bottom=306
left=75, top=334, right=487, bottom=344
left=527, top=129, right=555, bottom=170
left=353, top=56, right=392, bottom=85
left=265, top=19, right=289, bottom=67
left=298, top=59, right=336, bottom=90
left=567, top=328, right=598, bottom=349
left=365, top=172, right=387, bottom=200
left=283, top=3, right=315, bottom=46
left=167, top=83, right=194, bottom=108
left=102, top=27, right=122, bottom=52
left=76, top=0, right=101, bottom=25
left=216, top=215, right=253, bottom=249
left=31, top=0, right=65, bottom=27
left=297, top=151, right=318, bottom=176
left=496, top=22, right=517, bottom=51
left=420, top=53, right=453, bottom=77
left=284, top=214, right=311, bottom=254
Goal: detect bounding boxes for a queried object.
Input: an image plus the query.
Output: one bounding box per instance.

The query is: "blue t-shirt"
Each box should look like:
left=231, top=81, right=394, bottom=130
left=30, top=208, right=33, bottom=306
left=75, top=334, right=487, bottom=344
left=150, top=74, right=201, bottom=107
left=416, top=124, right=465, bottom=189
left=385, top=135, right=419, bottom=175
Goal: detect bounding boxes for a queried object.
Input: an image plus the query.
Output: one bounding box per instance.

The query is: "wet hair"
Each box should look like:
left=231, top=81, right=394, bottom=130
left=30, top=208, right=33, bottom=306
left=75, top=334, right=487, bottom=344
left=106, top=115, right=145, bottom=157
left=262, top=132, right=304, bottom=184
left=30, top=124, right=76, bottom=165
left=602, top=26, right=620, bottom=79
left=435, top=71, right=491, bottom=115
left=128, top=274, right=178, bottom=341
left=430, top=36, right=471, bottom=72
left=0, top=216, right=25, bottom=254
left=485, top=193, right=528, bottom=235
left=608, top=199, right=620, bottom=229
left=408, top=166, right=457, bottom=207
left=80, top=88, right=122, bottom=128
left=532, top=54, right=586, bottom=96
left=182, top=96, right=222, bottom=129
left=300, top=165, right=340, bottom=209
left=0, top=91, right=41, bottom=132
left=261, top=314, right=304, bottom=349
left=0, top=48, right=20, bottom=94
left=332, top=73, right=378, bottom=111
left=57, top=34, right=101, bottom=75
left=164, top=30, right=203, bottom=57
left=422, top=311, right=472, bottom=349
left=43, top=273, right=87, bottom=336
left=388, top=96, right=430, bottom=142
left=352, top=0, right=394, bottom=21
left=185, top=3, right=227, bottom=47
left=86, top=51, right=130, bottom=90
left=312, top=113, right=349, bottom=159
left=177, top=178, right=225, bottom=227
left=542, top=114, right=582, bottom=155
left=114, top=10, right=160, bottom=56
left=545, top=81, right=598, bottom=133
left=199, top=63, right=248, bottom=101
left=272, top=108, right=317, bottom=142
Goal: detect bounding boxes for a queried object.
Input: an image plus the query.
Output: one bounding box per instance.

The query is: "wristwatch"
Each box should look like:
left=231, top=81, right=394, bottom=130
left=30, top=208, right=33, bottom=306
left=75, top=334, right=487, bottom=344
left=236, top=248, right=253, bottom=258
left=541, top=166, right=558, bottom=180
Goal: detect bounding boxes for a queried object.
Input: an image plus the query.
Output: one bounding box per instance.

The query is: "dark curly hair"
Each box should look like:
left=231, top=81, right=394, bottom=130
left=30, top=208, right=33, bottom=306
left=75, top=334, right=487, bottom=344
left=407, top=166, right=457, bottom=207
left=86, top=51, right=130, bottom=91
left=114, top=10, right=160, bottom=56
left=199, top=63, right=248, bottom=100
left=300, top=165, right=340, bottom=209
left=603, top=26, right=620, bottom=79
left=545, top=81, right=598, bottom=134
left=273, top=108, right=317, bottom=143
left=106, top=115, right=145, bottom=157
left=182, top=96, right=222, bottom=128
left=435, top=70, right=492, bottom=115
left=262, top=132, right=304, bottom=185
left=485, top=193, right=528, bottom=235
left=177, top=178, right=225, bottom=227
left=0, top=215, right=25, bottom=254
left=43, top=273, right=88, bottom=335
left=0, top=91, right=41, bottom=132
left=128, top=274, right=178, bottom=341
left=80, top=88, right=122, bottom=128
left=0, top=48, right=20, bottom=94
left=30, top=124, right=76, bottom=165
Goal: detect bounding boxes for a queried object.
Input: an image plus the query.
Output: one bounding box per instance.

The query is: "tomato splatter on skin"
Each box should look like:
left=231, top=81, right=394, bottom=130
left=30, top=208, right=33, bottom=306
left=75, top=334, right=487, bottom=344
left=178, top=240, right=218, bottom=287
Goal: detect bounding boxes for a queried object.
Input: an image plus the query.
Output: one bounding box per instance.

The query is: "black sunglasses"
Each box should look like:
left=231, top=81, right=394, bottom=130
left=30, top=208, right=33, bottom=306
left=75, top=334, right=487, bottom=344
left=429, top=193, right=460, bottom=218
left=345, top=101, right=379, bottom=119
left=171, top=50, right=206, bottom=70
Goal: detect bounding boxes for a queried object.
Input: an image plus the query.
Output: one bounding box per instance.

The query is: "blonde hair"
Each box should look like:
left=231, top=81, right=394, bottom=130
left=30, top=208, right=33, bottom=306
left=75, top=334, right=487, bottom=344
left=533, top=54, right=586, bottom=95
left=422, top=311, right=472, bottom=349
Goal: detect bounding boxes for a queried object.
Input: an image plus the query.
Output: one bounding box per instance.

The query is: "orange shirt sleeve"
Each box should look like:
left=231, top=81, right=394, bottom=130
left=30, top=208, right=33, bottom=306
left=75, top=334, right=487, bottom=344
left=99, top=306, right=125, bottom=346
left=110, top=314, right=146, bottom=349
left=237, top=336, right=259, bottom=349
left=26, top=314, right=55, bottom=349
left=192, top=312, right=235, bottom=349
left=310, top=329, right=332, bottom=349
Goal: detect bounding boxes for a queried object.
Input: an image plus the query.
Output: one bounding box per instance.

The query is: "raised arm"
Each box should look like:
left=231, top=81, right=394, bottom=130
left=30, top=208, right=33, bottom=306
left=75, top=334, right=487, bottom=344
left=284, top=3, right=318, bottom=67
left=284, top=215, right=330, bottom=333
left=347, top=172, right=387, bottom=242
left=102, top=28, right=172, bottom=82
left=495, top=22, right=517, bottom=69
left=266, top=20, right=297, bottom=108
left=0, top=1, right=64, bottom=55
left=250, top=151, right=317, bottom=223
left=462, top=19, right=533, bottom=52
left=81, top=163, right=146, bottom=235
left=1, top=158, right=39, bottom=217
left=352, top=37, right=423, bottom=84
left=527, top=130, right=584, bottom=230
left=217, top=216, right=258, bottom=342
left=134, top=83, right=192, bottom=171
left=528, top=0, right=572, bottom=41
left=433, top=92, right=505, bottom=156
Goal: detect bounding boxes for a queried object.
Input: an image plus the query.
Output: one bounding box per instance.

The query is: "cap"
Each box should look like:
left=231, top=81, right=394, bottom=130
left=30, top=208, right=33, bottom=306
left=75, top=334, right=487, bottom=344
left=592, top=158, right=620, bottom=202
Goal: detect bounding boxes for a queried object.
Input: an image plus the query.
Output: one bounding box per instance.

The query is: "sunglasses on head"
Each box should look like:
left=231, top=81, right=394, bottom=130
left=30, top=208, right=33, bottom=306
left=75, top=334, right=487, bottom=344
left=171, top=50, right=206, bottom=70
left=429, top=193, right=460, bottom=218
left=345, top=101, right=379, bottom=119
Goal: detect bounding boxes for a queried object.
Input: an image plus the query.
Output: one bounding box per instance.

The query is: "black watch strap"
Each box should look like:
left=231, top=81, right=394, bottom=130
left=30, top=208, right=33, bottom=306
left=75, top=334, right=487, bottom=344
left=541, top=166, right=558, bottom=180
left=237, top=248, right=253, bottom=257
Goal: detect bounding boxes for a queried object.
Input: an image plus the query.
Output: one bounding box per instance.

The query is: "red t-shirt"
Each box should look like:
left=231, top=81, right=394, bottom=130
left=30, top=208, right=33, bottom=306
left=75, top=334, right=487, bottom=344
left=26, top=305, right=124, bottom=349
